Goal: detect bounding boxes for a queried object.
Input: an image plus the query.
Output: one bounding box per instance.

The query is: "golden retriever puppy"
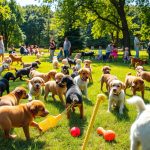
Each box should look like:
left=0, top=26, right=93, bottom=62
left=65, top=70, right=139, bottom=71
left=125, top=73, right=145, bottom=99
left=100, top=74, right=118, bottom=92
left=74, top=68, right=90, bottom=99
left=30, top=70, right=57, bottom=82
left=0, top=87, right=28, bottom=106
left=136, top=66, right=144, bottom=76
left=9, top=54, right=23, bottom=64
left=83, top=59, right=93, bottom=82
left=27, top=77, right=45, bottom=101
left=0, top=100, right=49, bottom=140
left=62, top=58, right=69, bottom=66
left=52, top=56, right=59, bottom=69
left=108, top=80, right=125, bottom=114
left=102, top=66, right=111, bottom=74
left=44, top=73, right=66, bottom=105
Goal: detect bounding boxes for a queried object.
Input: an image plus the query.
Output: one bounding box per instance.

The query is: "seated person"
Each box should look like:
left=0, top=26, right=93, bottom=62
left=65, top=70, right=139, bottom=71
left=20, top=44, right=28, bottom=55
left=57, top=47, right=64, bottom=61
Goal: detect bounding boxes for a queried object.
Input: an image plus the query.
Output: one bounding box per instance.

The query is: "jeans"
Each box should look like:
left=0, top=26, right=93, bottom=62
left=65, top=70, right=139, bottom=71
left=64, top=49, right=69, bottom=58
left=135, top=47, right=139, bottom=58
left=50, top=50, right=55, bottom=62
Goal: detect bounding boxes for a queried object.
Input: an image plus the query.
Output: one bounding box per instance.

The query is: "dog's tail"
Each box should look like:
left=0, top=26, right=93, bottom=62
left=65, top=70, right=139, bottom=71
left=127, top=96, right=146, bottom=113
left=127, top=72, right=132, bottom=76
left=70, top=94, right=79, bottom=103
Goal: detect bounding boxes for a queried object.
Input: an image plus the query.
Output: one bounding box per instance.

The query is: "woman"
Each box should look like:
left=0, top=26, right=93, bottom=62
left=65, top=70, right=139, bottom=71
left=49, top=38, right=56, bottom=62
left=0, top=35, right=5, bottom=62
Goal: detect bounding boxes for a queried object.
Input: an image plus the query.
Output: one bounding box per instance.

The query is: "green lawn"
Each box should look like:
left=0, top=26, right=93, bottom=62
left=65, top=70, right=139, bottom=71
left=0, top=50, right=149, bottom=150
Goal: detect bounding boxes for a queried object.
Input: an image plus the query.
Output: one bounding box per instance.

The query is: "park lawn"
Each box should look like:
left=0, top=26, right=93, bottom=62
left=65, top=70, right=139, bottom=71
left=0, top=50, right=149, bottom=150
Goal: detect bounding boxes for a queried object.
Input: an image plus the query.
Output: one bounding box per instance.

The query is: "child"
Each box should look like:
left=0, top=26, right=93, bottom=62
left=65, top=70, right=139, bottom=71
left=96, top=46, right=103, bottom=60
left=110, top=44, right=118, bottom=61
left=123, top=47, right=130, bottom=63
left=57, top=47, right=64, bottom=61
left=147, top=42, right=150, bottom=59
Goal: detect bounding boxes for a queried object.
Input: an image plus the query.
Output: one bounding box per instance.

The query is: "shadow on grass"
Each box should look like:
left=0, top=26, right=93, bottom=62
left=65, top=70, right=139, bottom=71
left=0, top=136, right=46, bottom=150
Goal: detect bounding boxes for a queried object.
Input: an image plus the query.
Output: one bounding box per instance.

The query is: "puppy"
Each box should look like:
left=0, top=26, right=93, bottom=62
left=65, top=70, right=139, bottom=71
left=44, top=73, right=66, bottom=105
left=81, top=51, right=95, bottom=59
left=0, top=63, right=10, bottom=76
left=125, top=73, right=145, bottom=99
left=74, top=53, right=81, bottom=60
left=14, top=65, right=37, bottom=81
left=108, top=80, right=125, bottom=114
left=61, top=65, right=69, bottom=75
left=74, top=68, right=90, bottom=99
left=0, top=100, right=49, bottom=140
left=22, top=60, right=41, bottom=68
left=30, top=70, right=57, bottom=82
left=75, top=59, right=82, bottom=71
left=67, top=57, right=76, bottom=68
left=9, top=54, right=23, bottom=64
left=135, top=66, right=144, bottom=77
left=52, top=56, right=59, bottom=69
left=127, top=96, right=150, bottom=150
left=102, top=66, right=111, bottom=74
left=83, top=59, right=93, bottom=82
left=0, top=72, right=15, bottom=96
left=59, top=75, right=83, bottom=119
left=28, top=77, right=45, bottom=101
left=62, top=58, right=69, bottom=66
left=100, top=74, right=118, bottom=92
left=71, top=66, right=79, bottom=78
left=0, top=87, right=28, bottom=106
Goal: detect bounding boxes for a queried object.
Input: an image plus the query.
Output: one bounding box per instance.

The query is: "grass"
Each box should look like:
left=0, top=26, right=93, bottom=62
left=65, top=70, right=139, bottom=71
left=0, top=50, right=149, bottom=150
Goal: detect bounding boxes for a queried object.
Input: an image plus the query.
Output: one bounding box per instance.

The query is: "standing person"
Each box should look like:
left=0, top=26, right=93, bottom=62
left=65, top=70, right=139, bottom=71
left=49, top=38, right=56, bottom=62
left=63, top=37, right=71, bottom=58
left=104, top=42, right=112, bottom=62
left=147, top=42, right=150, bottom=59
left=134, top=34, right=140, bottom=58
left=0, top=35, right=5, bottom=62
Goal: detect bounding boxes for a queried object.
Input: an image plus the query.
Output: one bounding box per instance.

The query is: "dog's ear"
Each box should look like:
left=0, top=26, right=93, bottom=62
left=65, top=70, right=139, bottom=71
left=121, top=82, right=126, bottom=89
left=30, top=105, right=39, bottom=116
left=139, top=79, right=144, bottom=85
left=40, top=78, right=45, bottom=86
left=78, top=68, right=83, bottom=74
left=25, top=79, right=31, bottom=83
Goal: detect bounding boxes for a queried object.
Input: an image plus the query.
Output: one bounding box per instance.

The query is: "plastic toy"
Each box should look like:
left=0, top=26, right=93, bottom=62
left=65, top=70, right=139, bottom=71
left=82, top=94, right=106, bottom=150
left=97, top=127, right=116, bottom=141
left=70, top=127, right=80, bottom=137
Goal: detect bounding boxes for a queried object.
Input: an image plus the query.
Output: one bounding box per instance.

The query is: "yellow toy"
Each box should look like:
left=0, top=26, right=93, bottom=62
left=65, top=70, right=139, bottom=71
left=82, top=94, right=106, bottom=150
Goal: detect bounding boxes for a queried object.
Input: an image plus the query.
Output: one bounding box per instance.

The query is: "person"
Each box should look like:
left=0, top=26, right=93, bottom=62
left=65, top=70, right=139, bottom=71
left=49, top=38, right=56, bottom=62
left=147, top=42, right=150, bottom=59
left=0, top=35, right=5, bottom=62
left=104, top=42, right=113, bottom=62
left=110, top=44, right=118, bottom=61
left=57, top=47, right=64, bottom=61
left=96, top=46, right=103, bottom=60
left=20, top=44, right=28, bottom=55
left=63, top=37, right=71, bottom=58
left=123, top=47, right=130, bottom=63
left=134, top=34, right=140, bottom=58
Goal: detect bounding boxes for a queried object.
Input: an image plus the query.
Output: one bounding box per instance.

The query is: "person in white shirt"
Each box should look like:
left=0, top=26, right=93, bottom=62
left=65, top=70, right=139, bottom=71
left=0, top=35, right=5, bottom=62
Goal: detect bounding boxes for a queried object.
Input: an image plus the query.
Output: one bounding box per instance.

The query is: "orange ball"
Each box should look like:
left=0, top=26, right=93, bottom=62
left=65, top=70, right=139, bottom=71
left=103, top=130, right=116, bottom=141
left=97, top=127, right=104, bottom=135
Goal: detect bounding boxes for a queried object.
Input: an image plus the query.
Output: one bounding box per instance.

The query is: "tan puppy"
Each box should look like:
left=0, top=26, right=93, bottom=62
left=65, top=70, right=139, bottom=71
left=9, top=54, right=23, bottom=64
left=125, top=73, right=145, bottom=99
left=28, top=77, right=45, bottom=101
left=0, top=87, right=28, bottom=106
left=52, top=56, right=59, bottom=69
left=44, top=73, right=66, bottom=105
left=102, top=66, right=111, bottom=74
left=0, top=100, right=49, bottom=140
left=83, top=59, right=93, bottom=82
left=22, top=60, right=41, bottom=68
left=136, top=66, right=144, bottom=76
left=100, top=74, right=118, bottom=92
left=30, top=70, right=57, bottom=82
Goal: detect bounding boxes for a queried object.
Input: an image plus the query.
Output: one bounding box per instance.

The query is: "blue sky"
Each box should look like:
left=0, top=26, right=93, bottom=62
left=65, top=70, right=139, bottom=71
left=15, top=0, right=42, bottom=6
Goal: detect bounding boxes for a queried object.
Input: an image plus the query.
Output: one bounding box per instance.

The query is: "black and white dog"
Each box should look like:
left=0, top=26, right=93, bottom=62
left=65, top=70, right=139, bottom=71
left=81, top=51, right=95, bottom=60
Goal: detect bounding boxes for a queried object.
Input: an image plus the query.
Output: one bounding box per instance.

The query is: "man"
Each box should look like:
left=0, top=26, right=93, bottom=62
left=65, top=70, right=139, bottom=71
left=134, top=34, right=140, bottom=58
left=63, top=37, right=71, bottom=58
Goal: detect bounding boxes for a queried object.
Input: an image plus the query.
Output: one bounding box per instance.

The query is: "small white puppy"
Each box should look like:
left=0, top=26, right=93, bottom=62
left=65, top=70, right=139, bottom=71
left=52, top=56, right=59, bottom=69
left=108, top=79, right=125, bottom=114
left=127, top=96, right=150, bottom=150
left=28, top=77, right=45, bottom=101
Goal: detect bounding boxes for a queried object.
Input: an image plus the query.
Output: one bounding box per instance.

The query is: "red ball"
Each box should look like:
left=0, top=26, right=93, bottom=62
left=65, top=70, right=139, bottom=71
left=70, top=127, right=80, bottom=137
left=103, top=130, right=116, bottom=141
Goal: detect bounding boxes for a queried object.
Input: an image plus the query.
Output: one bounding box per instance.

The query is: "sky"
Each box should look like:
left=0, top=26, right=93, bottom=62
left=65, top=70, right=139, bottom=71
left=15, top=0, right=42, bottom=6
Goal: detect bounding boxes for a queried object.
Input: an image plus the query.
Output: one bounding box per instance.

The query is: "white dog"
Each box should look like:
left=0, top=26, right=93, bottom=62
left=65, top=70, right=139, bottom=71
left=127, top=96, right=150, bottom=150
left=52, top=56, right=59, bottom=69
left=75, top=59, right=82, bottom=71
left=108, top=79, right=125, bottom=114
left=28, top=77, right=45, bottom=101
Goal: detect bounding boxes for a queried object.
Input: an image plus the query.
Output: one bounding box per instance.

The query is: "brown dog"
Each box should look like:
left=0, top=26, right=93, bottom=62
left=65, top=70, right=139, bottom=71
left=0, top=87, right=28, bottom=106
left=9, top=54, right=23, bottom=64
left=22, top=60, right=41, bottom=68
left=102, top=66, right=111, bottom=74
left=0, top=100, right=49, bottom=140
left=100, top=74, right=118, bottom=92
left=30, top=70, right=57, bottom=82
left=137, top=71, right=150, bottom=82
left=44, top=73, right=66, bottom=105
left=125, top=73, right=145, bottom=99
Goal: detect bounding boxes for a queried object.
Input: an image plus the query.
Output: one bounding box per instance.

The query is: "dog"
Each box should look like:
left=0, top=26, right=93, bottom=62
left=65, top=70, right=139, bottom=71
left=29, top=70, right=57, bottom=82
left=75, top=59, right=82, bottom=71
left=61, top=65, right=69, bottom=75
left=74, top=68, right=90, bottom=99
left=74, top=53, right=81, bottom=60
left=62, top=58, right=69, bottom=66
left=2, top=57, right=12, bottom=70
left=9, top=54, right=23, bottom=64
left=108, top=79, right=125, bottom=114
left=102, top=66, right=111, bottom=74
left=52, top=56, right=59, bottom=69
left=59, top=75, right=83, bottom=119
left=0, top=72, right=15, bottom=96
left=135, top=66, right=144, bottom=76
left=127, top=96, right=150, bottom=150
left=0, top=87, right=28, bottom=106
left=67, top=57, right=76, bottom=68
left=27, top=77, right=45, bottom=101
left=100, top=74, right=118, bottom=92
left=22, top=60, right=41, bottom=68
left=81, top=51, right=95, bottom=60
left=0, top=63, right=9, bottom=76
left=44, top=73, right=66, bottom=105
left=14, top=64, right=37, bottom=81
left=125, top=73, right=145, bottom=99
left=71, top=66, right=79, bottom=79
left=83, top=59, right=93, bottom=82
left=0, top=100, right=49, bottom=140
